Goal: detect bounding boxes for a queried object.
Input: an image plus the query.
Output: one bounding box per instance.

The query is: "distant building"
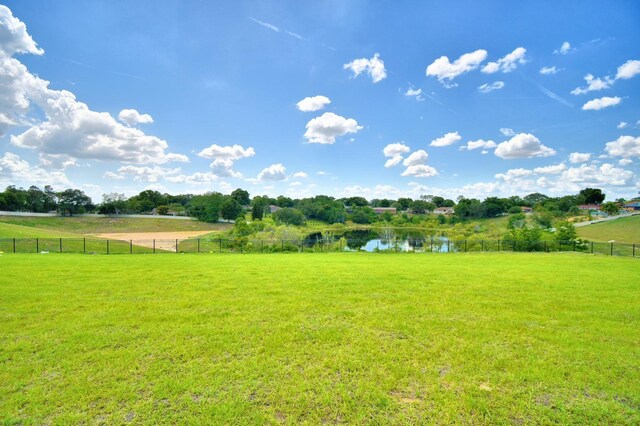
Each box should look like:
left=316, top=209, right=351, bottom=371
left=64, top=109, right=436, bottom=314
left=433, top=207, right=455, bottom=215
left=578, top=204, right=602, bottom=211
left=372, top=207, right=397, bottom=215
left=624, top=201, right=640, bottom=211
left=520, top=206, right=533, bottom=214
left=269, top=205, right=281, bottom=214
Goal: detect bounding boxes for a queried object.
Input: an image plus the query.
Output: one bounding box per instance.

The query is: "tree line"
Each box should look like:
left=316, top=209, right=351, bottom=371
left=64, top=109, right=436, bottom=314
left=0, top=184, right=631, bottom=222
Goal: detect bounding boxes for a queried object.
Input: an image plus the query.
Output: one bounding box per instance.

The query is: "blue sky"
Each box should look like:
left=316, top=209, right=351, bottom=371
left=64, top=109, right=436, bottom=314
left=1, top=0, right=639, bottom=202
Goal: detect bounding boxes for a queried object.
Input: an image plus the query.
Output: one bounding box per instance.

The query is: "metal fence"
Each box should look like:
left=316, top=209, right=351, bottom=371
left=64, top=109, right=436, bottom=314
left=0, top=237, right=637, bottom=258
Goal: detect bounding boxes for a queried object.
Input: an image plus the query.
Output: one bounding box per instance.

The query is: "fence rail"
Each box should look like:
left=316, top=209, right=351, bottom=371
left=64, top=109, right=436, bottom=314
left=0, top=237, right=637, bottom=258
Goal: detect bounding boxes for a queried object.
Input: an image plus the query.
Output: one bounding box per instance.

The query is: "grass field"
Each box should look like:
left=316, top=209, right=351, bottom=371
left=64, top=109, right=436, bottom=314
left=1, top=253, right=638, bottom=424
left=0, top=216, right=230, bottom=238
left=577, top=215, right=640, bottom=243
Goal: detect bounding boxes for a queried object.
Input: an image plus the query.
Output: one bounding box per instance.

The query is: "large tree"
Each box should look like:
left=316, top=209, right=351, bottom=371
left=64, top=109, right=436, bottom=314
left=221, top=197, right=243, bottom=221
left=578, top=188, right=605, bottom=205
left=231, top=188, right=250, bottom=206
left=57, top=189, right=93, bottom=216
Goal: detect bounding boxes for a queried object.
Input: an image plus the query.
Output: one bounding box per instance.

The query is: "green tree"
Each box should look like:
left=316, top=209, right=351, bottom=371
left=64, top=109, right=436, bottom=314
left=601, top=202, right=619, bottom=216
left=57, top=189, right=93, bottom=216
left=273, top=208, right=306, bottom=226
left=578, top=188, right=605, bottom=205
left=221, top=197, right=243, bottom=221
left=351, top=206, right=376, bottom=224
left=251, top=196, right=270, bottom=220
left=231, top=188, right=250, bottom=206
left=188, top=192, right=224, bottom=222
left=554, top=221, right=577, bottom=242
left=508, top=213, right=527, bottom=229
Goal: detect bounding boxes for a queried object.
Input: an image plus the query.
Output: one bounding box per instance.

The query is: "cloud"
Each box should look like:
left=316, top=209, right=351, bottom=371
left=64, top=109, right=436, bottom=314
left=581, top=96, right=621, bottom=111
left=344, top=53, right=387, bottom=83
left=0, top=152, right=71, bottom=187
left=249, top=17, right=279, bottom=32
left=568, top=152, right=592, bottom=164
left=198, top=144, right=255, bottom=160
left=605, top=135, right=640, bottom=158
left=292, top=171, right=308, bottom=178
left=304, top=112, right=362, bottom=144
left=210, top=158, right=242, bottom=178
left=383, top=142, right=410, bottom=157
left=478, top=81, right=505, bottom=93
left=404, top=86, right=424, bottom=101
left=104, top=165, right=180, bottom=183
left=1, top=7, right=186, bottom=166
left=118, top=109, right=153, bottom=126
left=384, top=156, right=403, bottom=168
left=0, top=5, right=44, bottom=56
left=426, top=49, right=487, bottom=87
left=617, top=121, right=628, bottom=129
left=619, top=158, right=633, bottom=166
left=495, top=168, right=534, bottom=181
left=494, top=133, right=556, bottom=159
left=533, top=163, right=567, bottom=174
left=403, top=150, right=429, bottom=167
left=401, top=165, right=438, bottom=178
left=616, top=60, right=640, bottom=80
left=540, top=66, right=560, bottom=75
left=537, top=83, right=573, bottom=107
left=482, top=47, right=527, bottom=74
left=296, top=95, right=331, bottom=112
left=257, top=163, right=286, bottom=181
left=562, top=163, right=633, bottom=186
left=570, top=74, right=614, bottom=95
left=166, top=172, right=220, bottom=184
left=554, top=41, right=571, bottom=55
left=459, top=139, right=497, bottom=151
left=430, top=131, right=461, bottom=147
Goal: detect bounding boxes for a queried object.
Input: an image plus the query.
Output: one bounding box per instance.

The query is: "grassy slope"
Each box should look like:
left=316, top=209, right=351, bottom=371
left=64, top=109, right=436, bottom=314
left=0, top=216, right=230, bottom=237
left=577, top=215, right=640, bottom=243
left=1, top=253, right=639, bottom=424
left=0, top=221, right=81, bottom=239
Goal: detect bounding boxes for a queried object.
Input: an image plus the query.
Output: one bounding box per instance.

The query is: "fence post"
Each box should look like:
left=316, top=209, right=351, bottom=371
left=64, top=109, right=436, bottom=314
left=498, top=240, right=501, bottom=252
left=573, top=240, right=576, bottom=252
left=544, top=240, right=547, bottom=252
left=261, top=240, right=264, bottom=253
left=282, top=239, right=285, bottom=252
left=240, top=241, right=243, bottom=254
left=447, top=240, right=451, bottom=253
left=59, top=238, right=62, bottom=253
left=130, top=239, right=133, bottom=254
left=175, top=239, right=178, bottom=253
left=197, top=238, right=200, bottom=253
left=464, top=240, right=467, bottom=252
left=591, top=241, right=593, bottom=254
left=36, top=238, right=39, bottom=253
left=83, top=238, right=86, bottom=254
left=610, top=242, right=613, bottom=256
left=481, top=240, right=484, bottom=252
left=633, top=244, right=636, bottom=258
left=107, top=239, right=110, bottom=255
left=153, top=239, right=156, bottom=254
left=219, top=238, right=222, bottom=253
left=13, top=238, right=16, bottom=253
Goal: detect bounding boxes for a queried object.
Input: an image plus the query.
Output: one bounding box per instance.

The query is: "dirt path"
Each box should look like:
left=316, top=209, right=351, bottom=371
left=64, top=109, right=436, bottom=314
left=93, top=231, right=215, bottom=251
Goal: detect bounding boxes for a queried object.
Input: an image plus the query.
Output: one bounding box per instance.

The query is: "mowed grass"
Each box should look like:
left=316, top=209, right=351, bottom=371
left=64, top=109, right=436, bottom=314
left=0, top=216, right=230, bottom=237
left=1, top=253, right=639, bottom=424
left=577, top=215, right=640, bottom=244
left=0, top=221, right=80, bottom=239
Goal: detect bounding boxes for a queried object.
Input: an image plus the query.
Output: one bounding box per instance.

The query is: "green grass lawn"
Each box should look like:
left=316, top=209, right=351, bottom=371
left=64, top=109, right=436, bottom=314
left=0, top=221, right=81, bottom=239
left=1, top=253, right=638, bottom=424
left=0, top=216, right=230, bottom=237
left=577, top=215, right=640, bottom=243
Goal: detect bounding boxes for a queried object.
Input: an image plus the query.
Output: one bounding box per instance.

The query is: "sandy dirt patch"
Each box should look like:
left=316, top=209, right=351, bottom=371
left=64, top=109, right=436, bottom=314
left=94, top=231, right=214, bottom=251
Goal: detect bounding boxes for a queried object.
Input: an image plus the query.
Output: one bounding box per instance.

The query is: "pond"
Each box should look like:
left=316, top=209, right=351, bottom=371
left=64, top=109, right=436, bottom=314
left=305, top=229, right=453, bottom=253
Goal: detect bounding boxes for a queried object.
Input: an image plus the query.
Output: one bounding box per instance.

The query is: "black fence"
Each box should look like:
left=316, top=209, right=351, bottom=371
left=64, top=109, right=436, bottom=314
left=0, top=237, right=637, bottom=258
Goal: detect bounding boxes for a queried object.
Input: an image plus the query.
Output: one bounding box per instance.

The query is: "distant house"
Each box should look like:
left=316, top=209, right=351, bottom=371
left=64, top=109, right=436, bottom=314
left=269, top=205, right=281, bottom=214
left=372, top=207, right=397, bottom=215
left=433, top=207, right=455, bottom=215
left=520, top=206, right=533, bottom=214
left=578, top=204, right=602, bottom=211
left=625, top=201, right=640, bottom=211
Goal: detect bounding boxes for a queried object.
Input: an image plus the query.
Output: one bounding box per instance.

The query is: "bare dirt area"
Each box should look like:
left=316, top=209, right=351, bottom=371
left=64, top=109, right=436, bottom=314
left=94, top=231, right=214, bottom=251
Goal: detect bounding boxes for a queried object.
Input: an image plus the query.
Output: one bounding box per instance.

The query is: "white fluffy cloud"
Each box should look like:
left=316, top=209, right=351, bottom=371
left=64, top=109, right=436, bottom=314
left=619, top=158, right=633, bottom=166
left=617, top=121, right=628, bottom=129
left=404, top=86, right=424, bottom=101
left=296, top=95, right=331, bottom=112
left=533, top=163, right=567, bottom=174
left=495, top=168, right=534, bottom=181
left=1, top=7, right=186, bottom=165
left=478, top=81, right=505, bottom=93
left=426, top=49, right=487, bottom=87
left=383, top=142, right=410, bottom=157
left=0, top=152, right=71, bottom=187
left=500, top=128, right=515, bottom=137
left=481, top=47, right=527, bottom=74
left=581, top=96, right=621, bottom=111
left=166, top=172, right=220, bottom=185
left=616, top=60, right=640, bottom=80
left=198, top=144, right=255, bottom=160
left=494, top=133, right=556, bottom=159
left=384, top=156, right=403, bottom=168
left=304, top=112, right=362, bottom=144
left=568, top=152, right=592, bottom=164
left=403, top=150, right=428, bottom=167
left=292, top=171, right=308, bottom=178
left=210, top=158, right=242, bottom=178
left=257, top=163, right=286, bottom=181
left=554, top=41, right=571, bottom=55
left=117, top=109, right=153, bottom=126
left=570, top=74, right=614, bottom=95
left=563, top=163, right=633, bottom=186
left=540, top=66, right=559, bottom=75
left=401, top=165, right=438, bottom=178
left=343, top=53, right=387, bottom=83
left=430, top=131, right=461, bottom=147
left=605, top=135, right=640, bottom=158
left=459, top=139, right=497, bottom=151
left=104, top=165, right=180, bottom=183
